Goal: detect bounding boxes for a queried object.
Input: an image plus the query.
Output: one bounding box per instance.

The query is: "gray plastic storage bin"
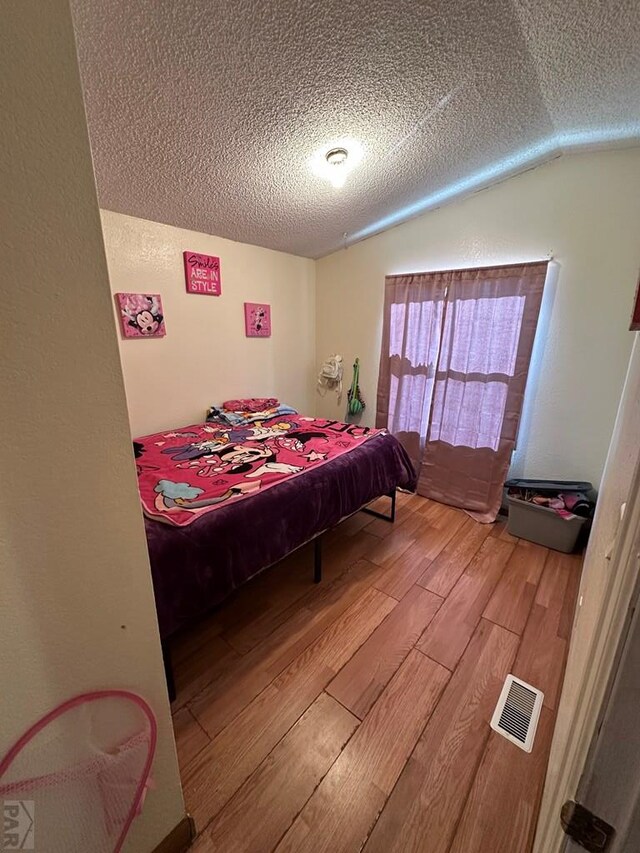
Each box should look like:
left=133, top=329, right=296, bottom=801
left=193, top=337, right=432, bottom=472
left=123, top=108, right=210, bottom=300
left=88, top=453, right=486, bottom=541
left=506, top=495, right=586, bottom=553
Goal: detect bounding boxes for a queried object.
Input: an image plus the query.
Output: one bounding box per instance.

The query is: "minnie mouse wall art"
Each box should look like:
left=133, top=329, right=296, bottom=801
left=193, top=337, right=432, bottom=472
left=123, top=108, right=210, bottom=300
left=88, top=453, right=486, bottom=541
left=116, top=293, right=166, bottom=339
left=244, top=302, right=271, bottom=337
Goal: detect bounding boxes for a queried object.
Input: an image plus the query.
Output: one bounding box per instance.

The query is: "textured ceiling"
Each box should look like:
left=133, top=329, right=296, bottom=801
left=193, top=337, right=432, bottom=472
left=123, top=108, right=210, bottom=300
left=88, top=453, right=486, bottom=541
left=71, top=0, right=640, bottom=258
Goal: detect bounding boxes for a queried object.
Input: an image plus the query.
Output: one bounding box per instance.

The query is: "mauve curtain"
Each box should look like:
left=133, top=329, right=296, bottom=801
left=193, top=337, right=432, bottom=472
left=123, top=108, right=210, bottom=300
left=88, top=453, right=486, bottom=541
left=377, top=262, right=547, bottom=522
left=420, top=262, right=547, bottom=521
left=376, top=273, right=447, bottom=473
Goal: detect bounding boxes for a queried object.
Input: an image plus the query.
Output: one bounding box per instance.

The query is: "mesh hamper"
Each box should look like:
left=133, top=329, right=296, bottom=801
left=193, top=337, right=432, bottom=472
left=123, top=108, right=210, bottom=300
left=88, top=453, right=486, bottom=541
left=0, top=690, right=157, bottom=853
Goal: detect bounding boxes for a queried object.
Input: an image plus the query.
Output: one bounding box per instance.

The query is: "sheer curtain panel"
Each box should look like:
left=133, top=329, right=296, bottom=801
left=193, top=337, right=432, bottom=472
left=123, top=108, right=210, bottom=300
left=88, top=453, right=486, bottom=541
left=376, top=262, right=547, bottom=522
left=376, top=273, right=447, bottom=473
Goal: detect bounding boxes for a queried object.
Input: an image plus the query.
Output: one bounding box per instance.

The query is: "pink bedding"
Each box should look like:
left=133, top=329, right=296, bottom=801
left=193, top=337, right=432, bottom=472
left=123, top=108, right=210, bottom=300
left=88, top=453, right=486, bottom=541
left=222, top=397, right=278, bottom=412
left=135, top=415, right=384, bottom=527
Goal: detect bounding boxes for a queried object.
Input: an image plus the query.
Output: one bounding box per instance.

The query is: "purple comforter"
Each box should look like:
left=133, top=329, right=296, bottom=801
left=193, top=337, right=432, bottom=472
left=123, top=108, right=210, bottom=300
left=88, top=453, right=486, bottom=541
left=144, top=432, right=415, bottom=638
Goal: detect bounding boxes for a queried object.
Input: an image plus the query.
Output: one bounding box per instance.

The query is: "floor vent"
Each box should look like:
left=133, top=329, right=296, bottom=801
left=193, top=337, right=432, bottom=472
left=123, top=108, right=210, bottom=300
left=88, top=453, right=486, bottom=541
left=490, top=675, right=544, bottom=753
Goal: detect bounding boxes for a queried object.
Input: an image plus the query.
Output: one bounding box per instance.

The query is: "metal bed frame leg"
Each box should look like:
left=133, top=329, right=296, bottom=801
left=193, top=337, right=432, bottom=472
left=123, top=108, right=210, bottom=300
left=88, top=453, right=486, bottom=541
left=162, top=639, right=176, bottom=703
left=389, top=488, right=396, bottom=523
left=361, top=488, right=397, bottom=523
left=314, top=535, right=322, bottom=584
left=311, top=490, right=397, bottom=583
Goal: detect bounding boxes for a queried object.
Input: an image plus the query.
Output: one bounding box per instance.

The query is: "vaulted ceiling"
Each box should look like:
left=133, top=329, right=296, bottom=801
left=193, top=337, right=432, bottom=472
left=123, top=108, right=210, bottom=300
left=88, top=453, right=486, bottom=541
left=72, top=0, right=640, bottom=258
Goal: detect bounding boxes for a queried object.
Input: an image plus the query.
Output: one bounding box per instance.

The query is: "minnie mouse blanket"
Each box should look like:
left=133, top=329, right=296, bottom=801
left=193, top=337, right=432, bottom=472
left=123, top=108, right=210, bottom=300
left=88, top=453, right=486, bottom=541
left=135, top=415, right=383, bottom=526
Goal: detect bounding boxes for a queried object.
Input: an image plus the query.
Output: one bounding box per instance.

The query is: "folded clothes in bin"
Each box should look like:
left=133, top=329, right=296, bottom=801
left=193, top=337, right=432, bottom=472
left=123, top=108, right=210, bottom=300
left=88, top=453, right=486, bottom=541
left=514, top=491, right=592, bottom=520
left=505, top=479, right=595, bottom=521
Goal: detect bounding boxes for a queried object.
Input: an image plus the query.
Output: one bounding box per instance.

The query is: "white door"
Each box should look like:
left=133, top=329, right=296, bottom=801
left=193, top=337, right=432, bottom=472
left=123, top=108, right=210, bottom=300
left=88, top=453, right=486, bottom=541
left=567, top=555, right=640, bottom=851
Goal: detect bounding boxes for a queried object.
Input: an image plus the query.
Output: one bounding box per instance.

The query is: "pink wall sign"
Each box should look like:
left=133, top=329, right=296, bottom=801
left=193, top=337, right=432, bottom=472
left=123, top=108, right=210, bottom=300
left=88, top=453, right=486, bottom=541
left=244, top=302, right=271, bottom=337
left=183, top=251, right=221, bottom=296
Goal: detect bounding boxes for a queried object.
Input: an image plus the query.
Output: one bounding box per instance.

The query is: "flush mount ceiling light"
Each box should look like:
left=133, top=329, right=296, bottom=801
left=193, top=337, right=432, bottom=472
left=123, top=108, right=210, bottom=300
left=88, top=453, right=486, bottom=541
left=326, top=147, right=348, bottom=165
left=310, top=138, right=363, bottom=189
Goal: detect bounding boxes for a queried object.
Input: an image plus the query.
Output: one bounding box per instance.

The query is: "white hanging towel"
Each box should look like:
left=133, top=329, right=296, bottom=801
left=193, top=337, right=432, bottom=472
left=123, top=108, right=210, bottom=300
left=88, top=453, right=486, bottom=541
left=317, top=354, right=344, bottom=398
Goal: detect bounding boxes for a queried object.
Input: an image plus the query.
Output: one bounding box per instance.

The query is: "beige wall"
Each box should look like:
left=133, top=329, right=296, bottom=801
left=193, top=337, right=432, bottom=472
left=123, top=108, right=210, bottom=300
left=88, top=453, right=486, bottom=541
left=316, top=148, right=640, bottom=488
left=0, top=3, right=184, bottom=851
left=102, top=210, right=316, bottom=437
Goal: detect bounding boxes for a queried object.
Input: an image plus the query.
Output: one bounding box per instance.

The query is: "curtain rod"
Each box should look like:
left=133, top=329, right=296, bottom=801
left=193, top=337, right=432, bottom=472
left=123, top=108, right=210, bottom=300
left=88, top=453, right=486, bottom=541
left=387, top=257, right=554, bottom=278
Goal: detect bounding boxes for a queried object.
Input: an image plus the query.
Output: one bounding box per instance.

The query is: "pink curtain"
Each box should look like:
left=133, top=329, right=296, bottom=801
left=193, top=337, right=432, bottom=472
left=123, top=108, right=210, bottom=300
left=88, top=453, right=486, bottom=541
left=377, top=262, right=547, bottom=522
left=376, top=273, right=447, bottom=473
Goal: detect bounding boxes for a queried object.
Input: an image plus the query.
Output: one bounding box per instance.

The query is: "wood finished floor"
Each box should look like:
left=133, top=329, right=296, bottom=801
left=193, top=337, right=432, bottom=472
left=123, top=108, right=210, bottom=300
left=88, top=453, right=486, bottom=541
left=170, top=492, right=582, bottom=853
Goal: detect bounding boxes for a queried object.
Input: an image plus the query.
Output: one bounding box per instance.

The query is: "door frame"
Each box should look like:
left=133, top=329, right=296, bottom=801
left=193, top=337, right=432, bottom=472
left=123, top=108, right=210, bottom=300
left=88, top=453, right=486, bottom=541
left=534, top=451, right=640, bottom=852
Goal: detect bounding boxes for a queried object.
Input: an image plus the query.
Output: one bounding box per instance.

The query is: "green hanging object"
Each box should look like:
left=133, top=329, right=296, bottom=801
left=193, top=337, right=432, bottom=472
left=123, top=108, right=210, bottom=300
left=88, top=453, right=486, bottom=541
left=347, top=357, right=366, bottom=416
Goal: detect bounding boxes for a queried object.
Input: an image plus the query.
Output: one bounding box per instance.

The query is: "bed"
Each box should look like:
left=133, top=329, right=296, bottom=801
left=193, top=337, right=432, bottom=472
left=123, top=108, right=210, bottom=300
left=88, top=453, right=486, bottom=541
left=134, top=407, right=416, bottom=695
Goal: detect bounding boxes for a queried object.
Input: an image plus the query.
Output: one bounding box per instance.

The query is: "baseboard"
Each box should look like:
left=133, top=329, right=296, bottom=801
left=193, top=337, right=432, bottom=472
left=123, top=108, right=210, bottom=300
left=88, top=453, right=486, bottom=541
left=152, top=815, right=196, bottom=853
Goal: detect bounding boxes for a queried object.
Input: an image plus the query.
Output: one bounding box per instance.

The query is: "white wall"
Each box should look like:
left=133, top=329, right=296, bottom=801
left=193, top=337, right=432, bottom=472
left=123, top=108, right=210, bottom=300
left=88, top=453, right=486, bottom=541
left=316, top=148, right=640, bottom=488
left=535, top=334, right=640, bottom=852
left=102, top=210, right=316, bottom=437
left=0, top=3, right=184, bottom=851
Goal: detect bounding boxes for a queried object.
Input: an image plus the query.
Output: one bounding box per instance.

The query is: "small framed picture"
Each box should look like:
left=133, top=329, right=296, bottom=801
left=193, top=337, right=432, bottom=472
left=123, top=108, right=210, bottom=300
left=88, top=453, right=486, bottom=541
left=244, top=302, right=271, bottom=337
left=631, top=274, right=640, bottom=331
left=116, top=293, right=166, bottom=339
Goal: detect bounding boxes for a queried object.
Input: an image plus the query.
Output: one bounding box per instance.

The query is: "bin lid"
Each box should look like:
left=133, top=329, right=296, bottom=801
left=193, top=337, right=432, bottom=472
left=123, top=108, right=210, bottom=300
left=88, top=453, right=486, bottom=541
left=505, top=478, right=593, bottom=493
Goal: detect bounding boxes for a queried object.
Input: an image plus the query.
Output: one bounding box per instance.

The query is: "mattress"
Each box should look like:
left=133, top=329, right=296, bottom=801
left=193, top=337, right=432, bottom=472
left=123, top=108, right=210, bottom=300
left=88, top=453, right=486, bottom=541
left=141, top=426, right=416, bottom=638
